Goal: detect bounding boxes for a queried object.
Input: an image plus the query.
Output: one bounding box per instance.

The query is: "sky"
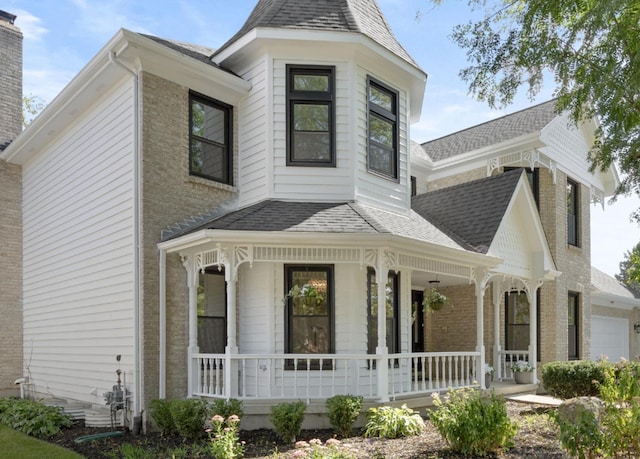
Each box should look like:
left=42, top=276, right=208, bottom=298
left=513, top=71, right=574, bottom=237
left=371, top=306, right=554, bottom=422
left=6, top=0, right=640, bottom=278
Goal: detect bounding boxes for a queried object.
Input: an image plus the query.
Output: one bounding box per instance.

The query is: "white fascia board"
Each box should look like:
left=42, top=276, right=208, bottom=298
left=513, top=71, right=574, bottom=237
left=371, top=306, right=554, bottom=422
left=427, top=133, right=544, bottom=177
left=592, top=291, right=640, bottom=311
left=487, top=173, right=558, bottom=277
left=158, top=229, right=501, bottom=268
left=213, top=28, right=426, bottom=122
left=2, top=29, right=250, bottom=165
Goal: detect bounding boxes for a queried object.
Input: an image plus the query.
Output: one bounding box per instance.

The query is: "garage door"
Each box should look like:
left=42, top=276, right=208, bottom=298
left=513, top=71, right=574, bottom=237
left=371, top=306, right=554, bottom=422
left=591, top=315, right=629, bottom=361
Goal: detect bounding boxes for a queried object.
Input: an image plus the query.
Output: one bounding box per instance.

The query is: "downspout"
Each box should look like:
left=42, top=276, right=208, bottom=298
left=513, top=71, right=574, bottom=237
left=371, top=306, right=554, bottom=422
left=159, top=248, right=166, bottom=398
left=109, top=48, right=143, bottom=426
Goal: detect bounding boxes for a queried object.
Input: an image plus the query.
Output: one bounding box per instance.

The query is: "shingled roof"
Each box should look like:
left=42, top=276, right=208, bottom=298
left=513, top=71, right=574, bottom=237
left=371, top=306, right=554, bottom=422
left=213, top=0, right=418, bottom=68
left=592, top=266, right=639, bottom=300
left=421, top=99, right=558, bottom=162
left=161, top=200, right=464, bottom=251
left=411, top=169, right=524, bottom=254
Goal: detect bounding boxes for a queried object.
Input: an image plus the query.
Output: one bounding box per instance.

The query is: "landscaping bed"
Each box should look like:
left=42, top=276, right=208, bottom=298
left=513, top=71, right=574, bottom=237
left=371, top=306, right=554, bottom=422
left=47, top=402, right=568, bottom=458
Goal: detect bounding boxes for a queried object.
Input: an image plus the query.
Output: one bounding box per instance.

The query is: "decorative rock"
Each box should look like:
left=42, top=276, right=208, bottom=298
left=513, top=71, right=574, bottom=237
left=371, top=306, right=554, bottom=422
left=557, top=396, right=604, bottom=425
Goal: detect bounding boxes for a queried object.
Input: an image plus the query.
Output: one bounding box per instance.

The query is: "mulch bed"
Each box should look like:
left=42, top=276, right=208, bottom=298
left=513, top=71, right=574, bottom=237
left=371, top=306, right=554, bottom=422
left=48, top=402, right=569, bottom=458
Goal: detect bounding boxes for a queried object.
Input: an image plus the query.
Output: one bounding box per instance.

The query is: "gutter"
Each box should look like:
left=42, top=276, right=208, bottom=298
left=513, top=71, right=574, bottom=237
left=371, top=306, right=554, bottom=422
left=109, top=47, right=144, bottom=430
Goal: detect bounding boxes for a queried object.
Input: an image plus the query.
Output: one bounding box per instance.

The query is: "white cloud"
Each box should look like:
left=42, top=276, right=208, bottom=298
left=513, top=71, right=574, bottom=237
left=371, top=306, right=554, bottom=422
left=13, top=10, right=48, bottom=41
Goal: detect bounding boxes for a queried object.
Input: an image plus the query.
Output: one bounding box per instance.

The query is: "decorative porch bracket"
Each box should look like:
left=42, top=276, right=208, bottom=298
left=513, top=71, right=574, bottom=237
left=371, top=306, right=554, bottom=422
left=487, top=149, right=557, bottom=184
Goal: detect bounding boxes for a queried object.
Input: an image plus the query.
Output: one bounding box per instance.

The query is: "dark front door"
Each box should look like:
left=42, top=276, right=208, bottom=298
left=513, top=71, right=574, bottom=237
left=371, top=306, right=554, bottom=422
left=411, top=290, right=425, bottom=353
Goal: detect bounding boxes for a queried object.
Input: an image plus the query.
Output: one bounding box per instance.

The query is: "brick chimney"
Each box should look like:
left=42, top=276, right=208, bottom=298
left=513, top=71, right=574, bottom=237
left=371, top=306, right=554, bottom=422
left=0, top=10, right=23, bottom=148
left=0, top=10, right=23, bottom=397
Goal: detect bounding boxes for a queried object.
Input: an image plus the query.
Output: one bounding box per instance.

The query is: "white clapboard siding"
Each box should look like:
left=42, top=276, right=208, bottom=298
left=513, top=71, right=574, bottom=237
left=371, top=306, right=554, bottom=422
left=238, top=57, right=269, bottom=207
left=21, top=76, right=136, bottom=405
left=238, top=263, right=273, bottom=353
left=270, top=60, right=353, bottom=202
left=354, top=65, right=410, bottom=214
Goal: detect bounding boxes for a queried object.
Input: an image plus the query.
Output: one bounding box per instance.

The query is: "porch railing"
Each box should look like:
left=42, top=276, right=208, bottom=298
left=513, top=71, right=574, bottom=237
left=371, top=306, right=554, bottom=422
left=192, top=351, right=480, bottom=401
left=497, top=350, right=529, bottom=380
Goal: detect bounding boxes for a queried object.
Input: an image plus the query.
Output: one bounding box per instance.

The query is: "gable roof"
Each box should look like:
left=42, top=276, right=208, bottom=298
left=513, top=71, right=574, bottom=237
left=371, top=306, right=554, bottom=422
left=411, top=169, right=524, bottom=254
left=161, top=199, right=465, bottom=251
left=421, top=99, right=558, bottom=161
left=213, top=0, right=418, bottom=67
left=592, top=266, right=639, bottom=300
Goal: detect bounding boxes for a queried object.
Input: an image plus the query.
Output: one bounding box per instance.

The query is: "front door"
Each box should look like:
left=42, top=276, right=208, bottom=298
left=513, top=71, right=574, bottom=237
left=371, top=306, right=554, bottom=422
left=411, top=290, right=425, bottom=353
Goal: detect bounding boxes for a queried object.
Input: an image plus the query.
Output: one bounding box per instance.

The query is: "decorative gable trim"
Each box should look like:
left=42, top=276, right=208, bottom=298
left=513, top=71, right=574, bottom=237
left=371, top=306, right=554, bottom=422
left=487, top=148, right=557, bottom=184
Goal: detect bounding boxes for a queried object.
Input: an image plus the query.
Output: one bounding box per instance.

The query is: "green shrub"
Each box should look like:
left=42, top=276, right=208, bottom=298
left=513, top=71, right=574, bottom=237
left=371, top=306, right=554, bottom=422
left=364, top=404, right=424, bottom=439
left=149, top=399, right=176, bottom=436
left=207, top=414, right=244, bottom=459
left=210, top=398, right=244, bottom=420
left=0, top=398, right=73, bottom=438
left=171, top=398, right=210, bottom=441
left=553, top=400, right=603, bottom=459
left=542, top=360, right=606, bottom=399
left=598, top=361, right=640, bottom=457
left=326, top=395, right=363, bottom=437
left=428, top=388, right=517, bottom=456
left=270, top=400, right=306, bottom=443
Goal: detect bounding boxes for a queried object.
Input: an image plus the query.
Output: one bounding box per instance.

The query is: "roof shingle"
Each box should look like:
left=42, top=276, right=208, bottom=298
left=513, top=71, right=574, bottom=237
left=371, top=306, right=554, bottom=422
left=421, top=99, right=558, bottom=161
left=411, top=169, right=524, bottom=253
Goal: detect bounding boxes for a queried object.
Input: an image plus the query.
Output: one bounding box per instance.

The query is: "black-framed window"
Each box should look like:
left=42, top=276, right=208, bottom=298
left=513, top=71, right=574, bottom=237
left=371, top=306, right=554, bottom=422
left=367, top=269, right=399, bottom=355
left=285, top=265, right=334, bottom=368
left=567, top=178, right=580, bottom=246
left=568, top=292, right=579, bottom=360
left=197, top=268, right=227, bottom=354
left=367, top=77, right=399, bottom=180
left=505, top=167, right=539, bottom=208
left=410, top=176, right=417, bottom=197
left=189, top=92, right=232, bottom=184
left=505, top=291, right=541, bottom=362
left=286, top=66, right=335, bottom=166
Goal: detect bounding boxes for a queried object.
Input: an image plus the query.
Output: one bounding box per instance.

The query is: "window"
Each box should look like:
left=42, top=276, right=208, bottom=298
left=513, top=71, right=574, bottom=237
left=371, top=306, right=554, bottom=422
left=567, top=178, right=579, bottom=246
left=286, top=66, right=335, bottom=166
left=505, top=291, right=541, bottom=361
left=367, top=77, right=399, bottom=180
left=411, top=176, right=417, bottom=197
left=197, top=268, right=227, bottom=354
left=285, top=265, right=334, bottom=368
left=505, top=167, right=539, bottom=208
left=189, top=92, right=232, bottom=184
left=568, top=292, right=579, bottom=360
left=367, top=269, right=399, bottom=355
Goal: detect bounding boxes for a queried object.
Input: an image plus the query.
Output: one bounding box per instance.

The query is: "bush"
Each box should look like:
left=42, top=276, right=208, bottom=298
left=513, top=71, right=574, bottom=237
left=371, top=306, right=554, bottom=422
left=170, top=398, right=210, bottom=441
left=326, top=395, right=363, bottom=437
left=207, top=414, right=244, bottom=459
left=149, top=399, right=176, bottom=436
left=0, top=398, right=73, bottom=438
left=364, top=404, right=424, bottom=439
left=270, top=400, right=306, bottom=443
left=542, top=360, right=640, bottom=399
left=210, top=398, right=244, bottom=420
left=553, top=398, right=603, bottom=459
left=428, top=388, right=517, bottom=456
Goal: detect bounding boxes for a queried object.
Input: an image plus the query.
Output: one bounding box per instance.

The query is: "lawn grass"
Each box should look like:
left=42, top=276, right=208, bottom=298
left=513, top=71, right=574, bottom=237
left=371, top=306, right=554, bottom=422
left=0, top=424, right=84, bottom=459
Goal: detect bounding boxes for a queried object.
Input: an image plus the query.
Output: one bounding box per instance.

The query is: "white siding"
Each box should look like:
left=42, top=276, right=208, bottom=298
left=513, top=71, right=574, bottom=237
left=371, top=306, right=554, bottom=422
left=354, top=65, right=410, bottom=213
left=22, top=77, right=136, bottom=404
left=271, top=59, right=353, bottom=201
left=238, top=57, right=270, bottom=207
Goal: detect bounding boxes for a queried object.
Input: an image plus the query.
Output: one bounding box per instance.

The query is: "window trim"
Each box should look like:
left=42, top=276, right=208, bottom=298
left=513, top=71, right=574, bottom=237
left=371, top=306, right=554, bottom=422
left=286, top=65, right=336, bottom=167
left=568, top=292, right=580, bottom=360
left=189, top=91, right=233, bottom=185
left=505, top=290, right=541, bottom=362
left=197, top=267, right=227, bottom=354
left=284, top=265, right=334, bottom=370
left=567, top=178, right=580, bottom=247
left=367, top=76, right=399, bottom=181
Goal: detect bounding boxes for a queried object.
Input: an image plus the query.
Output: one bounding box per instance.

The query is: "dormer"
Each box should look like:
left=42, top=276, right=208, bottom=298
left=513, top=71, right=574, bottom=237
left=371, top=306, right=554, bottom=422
left=212, top=0, right=426, bottom=213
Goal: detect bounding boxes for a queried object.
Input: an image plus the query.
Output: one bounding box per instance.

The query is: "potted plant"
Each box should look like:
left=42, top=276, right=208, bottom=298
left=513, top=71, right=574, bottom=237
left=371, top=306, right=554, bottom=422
left=510, top=360, right=535, bottom=384
left=423, top=287, right=447, bottom=311
left=484, top=363, right=494, bottom=388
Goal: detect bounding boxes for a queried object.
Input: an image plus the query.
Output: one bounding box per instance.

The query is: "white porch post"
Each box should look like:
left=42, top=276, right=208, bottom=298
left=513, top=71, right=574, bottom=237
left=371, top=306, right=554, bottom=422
left=474, top=268, right=488, bottom=389
left=526, top=285, right=539, bottom=383
left=492, top=281, right=502, bottom=380
left=376, top=250, right=389, bottom=402
left=224, top=251, right=239, bottom=398
left=183, top=256, right=199, bottom=397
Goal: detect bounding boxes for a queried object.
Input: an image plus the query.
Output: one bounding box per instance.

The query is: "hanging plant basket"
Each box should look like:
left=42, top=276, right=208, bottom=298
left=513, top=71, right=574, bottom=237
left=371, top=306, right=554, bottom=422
left=423, top=287, right=447, bottom=311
